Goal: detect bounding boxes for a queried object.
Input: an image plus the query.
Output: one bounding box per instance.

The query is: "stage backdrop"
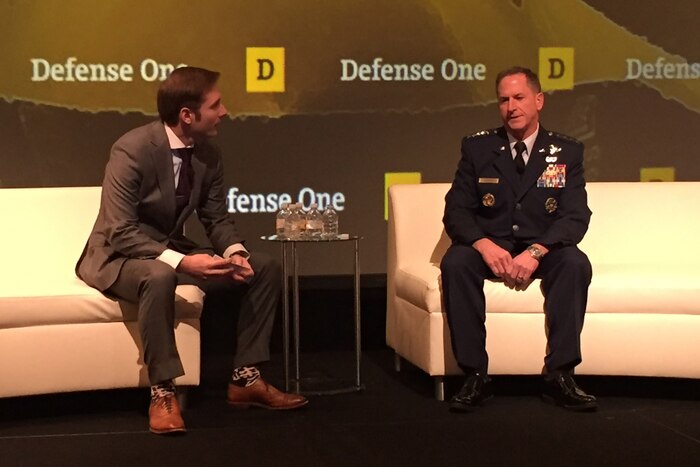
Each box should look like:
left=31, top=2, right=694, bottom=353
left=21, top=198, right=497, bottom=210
left=2, top=0, right=699, bottom=274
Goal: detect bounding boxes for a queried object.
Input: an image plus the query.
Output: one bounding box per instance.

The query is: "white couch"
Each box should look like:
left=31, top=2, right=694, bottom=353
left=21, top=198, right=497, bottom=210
left=0, top=187, right=203, bottom=398
left=387, top=182, right=700, bottom=400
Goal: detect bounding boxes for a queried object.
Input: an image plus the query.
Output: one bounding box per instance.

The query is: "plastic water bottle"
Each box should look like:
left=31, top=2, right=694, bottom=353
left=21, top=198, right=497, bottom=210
left=275, top=203, right=291, bottom=239
left=285, top=204, right=302, bottom=240
left=322, top=204, right=339, bottom=239
left=305, top=203, right=323, bottom=240
left=296, top=204, right=308, bottom=239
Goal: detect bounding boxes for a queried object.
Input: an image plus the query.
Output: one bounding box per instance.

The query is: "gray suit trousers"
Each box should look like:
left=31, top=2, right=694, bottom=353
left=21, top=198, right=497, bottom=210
left=107, top=252, right=281, bottom=384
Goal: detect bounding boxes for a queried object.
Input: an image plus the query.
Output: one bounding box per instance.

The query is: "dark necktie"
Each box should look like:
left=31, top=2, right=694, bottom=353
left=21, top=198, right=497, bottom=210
left=173, top=147, right=194, bottom=215
left=513, top=141, right=526, bottom=177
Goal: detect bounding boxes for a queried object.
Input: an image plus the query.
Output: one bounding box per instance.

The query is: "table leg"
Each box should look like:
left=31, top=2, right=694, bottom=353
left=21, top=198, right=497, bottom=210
left=292, top=242, right=301, bottom=393
left=354, top=238, right=362, bottom=389
left=281, top=243, right=289, bottom=392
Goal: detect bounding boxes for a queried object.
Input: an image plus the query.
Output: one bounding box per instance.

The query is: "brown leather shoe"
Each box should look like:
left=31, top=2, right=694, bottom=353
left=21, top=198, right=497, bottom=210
left=149, top=393, right=186, bottom=435
left=227, top=378, right=308, bottom=410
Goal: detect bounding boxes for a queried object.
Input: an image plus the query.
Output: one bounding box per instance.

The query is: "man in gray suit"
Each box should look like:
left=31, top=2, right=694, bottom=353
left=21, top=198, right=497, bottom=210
left=77, top=67, right=307, bottom=435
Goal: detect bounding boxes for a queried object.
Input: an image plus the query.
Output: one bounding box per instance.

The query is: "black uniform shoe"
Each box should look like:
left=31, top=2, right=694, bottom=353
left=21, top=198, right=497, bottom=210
left=449, top=371, right=493, bottom=413
left=542, top=373, right=598, bottom=412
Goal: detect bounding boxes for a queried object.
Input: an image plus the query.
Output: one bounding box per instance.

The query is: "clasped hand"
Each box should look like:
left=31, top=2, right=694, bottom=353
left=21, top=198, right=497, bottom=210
left=473, top=239, right=538, bottom=291
left=177, top=253, right=254, bottom=284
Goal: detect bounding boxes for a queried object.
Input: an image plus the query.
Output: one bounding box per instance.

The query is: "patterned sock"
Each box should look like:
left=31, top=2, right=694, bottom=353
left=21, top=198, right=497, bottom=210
left=231, top=366, right=261, bottom=387
left=150, top=380, right=176, bottom=400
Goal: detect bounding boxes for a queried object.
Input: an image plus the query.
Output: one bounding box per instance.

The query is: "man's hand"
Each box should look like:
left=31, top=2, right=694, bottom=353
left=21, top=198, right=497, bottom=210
left=228, top=254, right=254, bottom=284
left=504, top=244, right=548, bottom=291
left=177, top=254, right=242, bottom=281
left=473, top=238, right=512, bottom=279
left=504, top=251, right=539, bottom=291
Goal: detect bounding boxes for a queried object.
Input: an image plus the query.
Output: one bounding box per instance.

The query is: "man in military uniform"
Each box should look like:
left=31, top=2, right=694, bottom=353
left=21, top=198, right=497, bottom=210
left=441, top=66, right=596, bottom=412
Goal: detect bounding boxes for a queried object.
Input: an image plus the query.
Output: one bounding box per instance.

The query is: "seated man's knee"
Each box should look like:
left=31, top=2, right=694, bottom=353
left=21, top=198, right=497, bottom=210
left=142, top=261, right=178, bottom=291
left=250, top=252, right=282, bottom=283
left=558, top=248, right=592, bottom=280
left=440, top=244, right=482, bottom=275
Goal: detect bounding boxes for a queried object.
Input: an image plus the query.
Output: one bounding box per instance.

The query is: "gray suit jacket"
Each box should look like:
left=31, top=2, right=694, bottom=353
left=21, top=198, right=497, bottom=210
left=76, top=121, right=243, bottom=291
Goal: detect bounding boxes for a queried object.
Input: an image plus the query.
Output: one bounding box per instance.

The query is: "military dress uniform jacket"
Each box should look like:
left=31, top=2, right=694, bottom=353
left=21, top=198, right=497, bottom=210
left=443, top=126, right=592, bottom=251
left=76, top=121, right=243, bottom=292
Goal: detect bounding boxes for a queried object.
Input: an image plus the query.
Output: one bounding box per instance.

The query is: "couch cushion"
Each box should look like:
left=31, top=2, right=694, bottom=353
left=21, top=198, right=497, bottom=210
left=0, top=187, right=103, bottom=283
left=396, top=263, right=544, bottom=314
left=581, top=182, right=700, bottom=267
left=0, top=187, right=205, bottom=329
left=396, top=262, right=700, bottom=316
left=586, top=264, right=700, bottom=314
left=0, top=277, right=203, bottom=329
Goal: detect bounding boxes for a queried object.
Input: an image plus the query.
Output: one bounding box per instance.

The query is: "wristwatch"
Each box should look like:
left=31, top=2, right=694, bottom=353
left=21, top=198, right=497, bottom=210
left=526, top=245, right=544, bottom=260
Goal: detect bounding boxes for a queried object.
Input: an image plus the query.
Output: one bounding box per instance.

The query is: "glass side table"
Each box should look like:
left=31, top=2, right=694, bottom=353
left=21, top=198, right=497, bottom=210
left=261, top=234, right=364, bottom=395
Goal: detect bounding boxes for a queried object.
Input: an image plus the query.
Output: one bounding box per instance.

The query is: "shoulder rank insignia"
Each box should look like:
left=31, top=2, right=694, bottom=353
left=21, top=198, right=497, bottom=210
left=466, top=128, right=499, bottom=139
left=547, top=131, right=583, bottom=146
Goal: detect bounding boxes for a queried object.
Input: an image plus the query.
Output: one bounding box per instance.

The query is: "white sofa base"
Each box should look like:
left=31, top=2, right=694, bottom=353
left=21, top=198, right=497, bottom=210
left=393, top=300, right=700, bottom=399
left=0, top=320, right=200, bottom=398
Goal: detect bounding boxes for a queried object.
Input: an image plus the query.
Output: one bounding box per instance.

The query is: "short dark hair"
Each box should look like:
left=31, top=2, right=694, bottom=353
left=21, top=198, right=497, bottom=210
left=495, top=66, right=541, bottom=93
left=157, top=66, right=220, bottom=125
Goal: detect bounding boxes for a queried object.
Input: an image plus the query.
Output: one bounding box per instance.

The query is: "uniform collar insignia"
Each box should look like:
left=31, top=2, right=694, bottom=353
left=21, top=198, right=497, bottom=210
left=549, top=144, right=562, bottom=155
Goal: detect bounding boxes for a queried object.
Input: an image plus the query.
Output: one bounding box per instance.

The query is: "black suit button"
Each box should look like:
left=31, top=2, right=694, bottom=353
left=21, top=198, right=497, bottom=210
left=512, top=225, right=520, bottom=232
left=515, top=203, right=522, bottom=210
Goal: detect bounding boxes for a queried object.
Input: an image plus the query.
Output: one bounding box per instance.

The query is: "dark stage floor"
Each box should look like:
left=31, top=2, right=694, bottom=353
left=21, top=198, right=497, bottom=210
left=1, top=349, right=699, bottom=467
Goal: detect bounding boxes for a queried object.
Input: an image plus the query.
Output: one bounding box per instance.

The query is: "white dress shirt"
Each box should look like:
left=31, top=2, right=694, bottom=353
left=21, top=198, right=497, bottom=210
left=157, top=124, right=248, bottom=270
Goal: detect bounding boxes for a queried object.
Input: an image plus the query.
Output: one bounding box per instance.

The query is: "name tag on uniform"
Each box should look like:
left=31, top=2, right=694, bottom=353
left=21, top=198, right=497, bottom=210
left=478, top=177, right=499, bottom=184
left=537, top=164, right=566, bottom=188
